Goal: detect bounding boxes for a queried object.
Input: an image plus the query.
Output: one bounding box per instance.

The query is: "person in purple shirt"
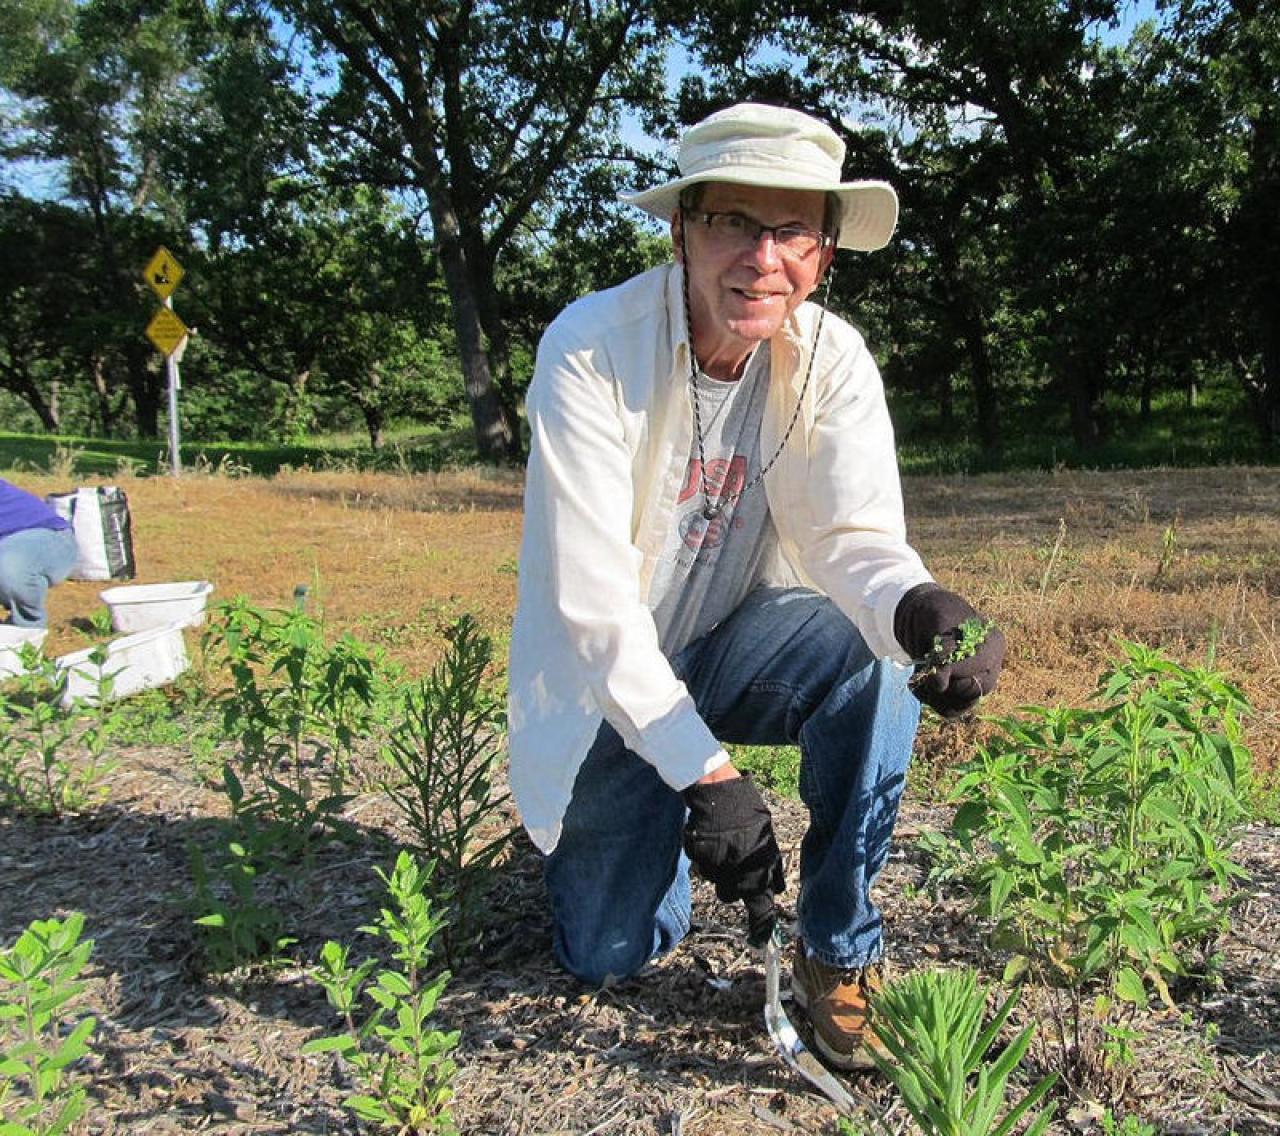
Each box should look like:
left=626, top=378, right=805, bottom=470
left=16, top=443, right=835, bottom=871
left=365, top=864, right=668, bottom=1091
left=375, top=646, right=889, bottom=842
left=0, top=478, right=79, bottom=628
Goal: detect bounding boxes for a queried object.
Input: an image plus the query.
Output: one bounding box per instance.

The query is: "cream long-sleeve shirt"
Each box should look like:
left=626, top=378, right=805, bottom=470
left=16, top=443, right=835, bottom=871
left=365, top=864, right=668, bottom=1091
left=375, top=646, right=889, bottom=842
left=508, top=263, right=932, bottom=853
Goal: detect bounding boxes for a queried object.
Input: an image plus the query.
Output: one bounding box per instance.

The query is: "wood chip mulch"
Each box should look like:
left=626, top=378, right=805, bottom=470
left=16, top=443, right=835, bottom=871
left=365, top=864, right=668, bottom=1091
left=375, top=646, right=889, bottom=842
left=1, top=748, right=1278, bottom=1136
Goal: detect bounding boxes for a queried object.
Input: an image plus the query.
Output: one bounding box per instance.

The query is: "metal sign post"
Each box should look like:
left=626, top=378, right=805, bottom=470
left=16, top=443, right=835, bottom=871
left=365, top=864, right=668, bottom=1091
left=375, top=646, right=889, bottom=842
left=143, top=247, right=188, bottom=477
left=165, top=298, right=183, bottom=477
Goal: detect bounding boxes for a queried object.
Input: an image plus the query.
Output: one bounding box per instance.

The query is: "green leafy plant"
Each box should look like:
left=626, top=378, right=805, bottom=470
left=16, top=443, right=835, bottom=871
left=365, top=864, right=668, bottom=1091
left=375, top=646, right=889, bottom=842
left=940, top=640, right=1251, bottom=1092
left=1101, top=1108, right=1157, bottom=1135
left=187, top=824, right=296, bottom=974
left=303, top=852, right=459, bottom=1134
left=731, top=744, right=801, bottom=799
left=379, top=616, right=510, bottom=959
left=72, top=607, right=114, bottom=643
left=924, top=617, right=995, bottom=667
left=204, top=597, right=389, bottom=861
left=868, top=968, right=1057, bottom=1136
left=0, top=913, right=97, bottom=1136
left=0, top=646, right=116, bottom=817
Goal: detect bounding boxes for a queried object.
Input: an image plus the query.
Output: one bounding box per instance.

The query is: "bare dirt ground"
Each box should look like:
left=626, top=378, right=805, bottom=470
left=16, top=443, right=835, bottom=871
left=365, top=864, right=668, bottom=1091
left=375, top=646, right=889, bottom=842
left=3, top=465, right=1279, bottom=1135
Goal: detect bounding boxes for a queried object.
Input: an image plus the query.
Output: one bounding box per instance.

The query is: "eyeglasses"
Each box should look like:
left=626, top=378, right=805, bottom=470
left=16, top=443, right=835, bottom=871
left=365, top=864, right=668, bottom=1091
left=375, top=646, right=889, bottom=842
left=682, top=209, right=832, bottom=260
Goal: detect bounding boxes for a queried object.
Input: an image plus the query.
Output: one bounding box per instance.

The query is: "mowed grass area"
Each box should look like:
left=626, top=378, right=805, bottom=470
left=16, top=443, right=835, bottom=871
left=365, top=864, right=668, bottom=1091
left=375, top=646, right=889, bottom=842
left=12, top=463, right=1280, bottom=778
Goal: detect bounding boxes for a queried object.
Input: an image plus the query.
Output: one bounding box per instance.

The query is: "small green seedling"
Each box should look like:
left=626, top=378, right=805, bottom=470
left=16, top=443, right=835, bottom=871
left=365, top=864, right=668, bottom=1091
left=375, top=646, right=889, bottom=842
left=910, top=618, right=996, bottom=694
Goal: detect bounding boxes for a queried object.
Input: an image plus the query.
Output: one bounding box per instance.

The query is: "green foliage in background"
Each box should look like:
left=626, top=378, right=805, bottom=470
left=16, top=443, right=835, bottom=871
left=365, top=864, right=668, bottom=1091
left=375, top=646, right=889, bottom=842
left=3, top=0, right=1279, bottom=459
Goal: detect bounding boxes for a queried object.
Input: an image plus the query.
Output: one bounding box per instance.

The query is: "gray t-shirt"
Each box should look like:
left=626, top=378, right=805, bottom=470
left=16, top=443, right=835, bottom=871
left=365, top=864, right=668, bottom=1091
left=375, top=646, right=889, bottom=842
left=649, top=346, right=779, bottom=656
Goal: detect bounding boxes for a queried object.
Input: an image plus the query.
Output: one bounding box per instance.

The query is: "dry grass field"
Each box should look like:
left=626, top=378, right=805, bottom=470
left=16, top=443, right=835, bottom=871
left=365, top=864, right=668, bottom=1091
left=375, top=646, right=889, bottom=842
left=3, top=463, right=1279, bottom=1135
left=24, top=463, right=1280, bottom=774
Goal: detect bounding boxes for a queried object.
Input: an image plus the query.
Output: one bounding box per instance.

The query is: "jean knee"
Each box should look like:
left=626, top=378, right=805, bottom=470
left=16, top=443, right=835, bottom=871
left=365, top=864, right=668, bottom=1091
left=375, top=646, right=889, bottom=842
left=548, top=852, right=690, bottom=986
left=554, top=922, right=656, bottom=986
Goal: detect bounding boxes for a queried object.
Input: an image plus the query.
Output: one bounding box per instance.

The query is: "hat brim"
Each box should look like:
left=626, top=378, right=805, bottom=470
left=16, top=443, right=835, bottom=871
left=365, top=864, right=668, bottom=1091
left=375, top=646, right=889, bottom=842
left=619, top=171, right=898, bottom=252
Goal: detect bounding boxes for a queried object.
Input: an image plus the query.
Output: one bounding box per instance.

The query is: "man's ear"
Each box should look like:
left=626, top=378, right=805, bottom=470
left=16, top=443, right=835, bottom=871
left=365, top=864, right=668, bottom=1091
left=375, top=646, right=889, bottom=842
left=819, top=244, right=835, bottom=277
left=810, top=244, right=835, bottom=291
left=671, top=211, right=684, bottom=264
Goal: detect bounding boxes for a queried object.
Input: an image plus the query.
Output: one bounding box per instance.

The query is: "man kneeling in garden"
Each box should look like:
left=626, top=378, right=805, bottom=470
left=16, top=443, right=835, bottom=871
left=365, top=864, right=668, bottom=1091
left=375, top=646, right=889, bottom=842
left=507, top=103, right=1005, bottom=1070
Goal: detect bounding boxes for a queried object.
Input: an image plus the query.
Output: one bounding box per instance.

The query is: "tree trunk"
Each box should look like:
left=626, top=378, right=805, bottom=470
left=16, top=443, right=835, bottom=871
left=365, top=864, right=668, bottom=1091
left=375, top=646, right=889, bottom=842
left=90, top=353, right=115, bottom=436
left=125, top=342, right=161, bottom=437
left=961, top=314, right=1001, bottom=452
left=1256, top=295, right=1280, bottom=449
left=468, top=238, right=522, bottom=449
left=360, top=396, right=385, bottom=451
left=1066, top=357, right=1107, bottom=448
left=2, top=368, right=60, bottom=431
left=937, top=371, right=955, bottom=431
left=433, top=207, right=520, bottom=463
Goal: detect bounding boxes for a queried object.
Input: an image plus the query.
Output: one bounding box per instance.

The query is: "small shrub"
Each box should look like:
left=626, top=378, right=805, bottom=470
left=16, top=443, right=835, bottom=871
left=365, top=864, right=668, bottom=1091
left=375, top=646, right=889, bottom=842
left=204, top=597, right=391, bottom=861
left=304, top=852, right=459, bottom=1134
left=379, top=616, right=510, bottom=959
left=939, top=640, right=1251, bottom=1092
left=187, top=823, right=296, bottom=974
left=0, top=646, right=117, bottom=817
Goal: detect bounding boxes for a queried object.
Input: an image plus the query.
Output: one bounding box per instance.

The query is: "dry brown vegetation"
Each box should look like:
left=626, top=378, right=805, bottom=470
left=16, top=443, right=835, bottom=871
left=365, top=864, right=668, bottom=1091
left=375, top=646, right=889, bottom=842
left=3, top=464, right=1279, bottom=1134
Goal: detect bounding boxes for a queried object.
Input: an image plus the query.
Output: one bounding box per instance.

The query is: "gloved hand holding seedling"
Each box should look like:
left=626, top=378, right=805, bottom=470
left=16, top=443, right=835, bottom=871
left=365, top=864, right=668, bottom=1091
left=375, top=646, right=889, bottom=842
left=894, top=583, right=1006, bottom=719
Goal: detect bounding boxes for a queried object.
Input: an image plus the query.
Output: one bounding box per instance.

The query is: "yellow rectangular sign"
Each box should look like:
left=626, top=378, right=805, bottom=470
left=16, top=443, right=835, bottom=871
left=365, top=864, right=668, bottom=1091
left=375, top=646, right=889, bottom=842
left=146, top=307, right=189, bottom=357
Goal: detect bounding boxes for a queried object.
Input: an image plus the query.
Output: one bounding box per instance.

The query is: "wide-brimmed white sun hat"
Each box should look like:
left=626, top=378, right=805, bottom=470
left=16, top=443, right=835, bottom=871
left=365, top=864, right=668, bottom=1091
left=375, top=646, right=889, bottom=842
left=620, top=102, right=898, bottom=252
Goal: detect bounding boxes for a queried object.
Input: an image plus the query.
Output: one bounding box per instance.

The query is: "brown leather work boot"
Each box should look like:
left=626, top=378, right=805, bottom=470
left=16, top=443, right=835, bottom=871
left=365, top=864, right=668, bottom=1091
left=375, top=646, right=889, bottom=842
left=791, top=941, right=888, bottom=1071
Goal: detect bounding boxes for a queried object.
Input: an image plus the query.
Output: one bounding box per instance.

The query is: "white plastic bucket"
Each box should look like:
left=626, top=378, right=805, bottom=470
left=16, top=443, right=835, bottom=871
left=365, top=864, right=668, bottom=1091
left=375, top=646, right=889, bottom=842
left=99, top=580, right=214, bottom=633
left=57, top=624, right=189, bottom=706
left=0, top=626, right=48, bottom=680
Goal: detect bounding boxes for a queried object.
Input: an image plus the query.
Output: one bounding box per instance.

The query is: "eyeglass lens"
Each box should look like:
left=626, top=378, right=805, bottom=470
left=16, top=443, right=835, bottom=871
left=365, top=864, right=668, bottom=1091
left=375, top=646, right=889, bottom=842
left=693, top=211, right=825, bottom=257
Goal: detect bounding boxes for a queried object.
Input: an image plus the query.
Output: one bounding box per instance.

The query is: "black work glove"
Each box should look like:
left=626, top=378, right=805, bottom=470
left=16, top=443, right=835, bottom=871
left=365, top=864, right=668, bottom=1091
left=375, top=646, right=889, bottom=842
left=894, top=582, right=1006, bottom=720
left=682, top=775, right=784, bottom=946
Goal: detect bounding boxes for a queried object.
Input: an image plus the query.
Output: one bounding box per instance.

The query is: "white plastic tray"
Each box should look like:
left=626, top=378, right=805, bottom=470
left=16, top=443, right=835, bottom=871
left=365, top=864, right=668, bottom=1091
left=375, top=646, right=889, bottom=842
left=57, top=623, right=189, bottom=706
left=99, top=580, right=214, bottom=632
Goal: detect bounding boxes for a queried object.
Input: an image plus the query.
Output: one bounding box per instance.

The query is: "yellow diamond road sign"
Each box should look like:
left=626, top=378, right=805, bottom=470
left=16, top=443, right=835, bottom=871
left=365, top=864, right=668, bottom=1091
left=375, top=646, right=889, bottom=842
left=144, top=246, right=184, bottom=301
left=146, top=307, right=189, bottom=357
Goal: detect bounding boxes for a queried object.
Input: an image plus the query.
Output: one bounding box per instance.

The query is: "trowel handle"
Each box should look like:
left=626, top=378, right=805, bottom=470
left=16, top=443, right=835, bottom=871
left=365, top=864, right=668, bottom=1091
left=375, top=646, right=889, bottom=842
left=745, top=892, right=777, bottom=948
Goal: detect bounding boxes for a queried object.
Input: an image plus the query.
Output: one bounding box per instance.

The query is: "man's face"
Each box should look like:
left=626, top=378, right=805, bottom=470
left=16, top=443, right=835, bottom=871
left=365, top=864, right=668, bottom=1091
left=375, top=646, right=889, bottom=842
left=673, top=182, right=834, bottom=379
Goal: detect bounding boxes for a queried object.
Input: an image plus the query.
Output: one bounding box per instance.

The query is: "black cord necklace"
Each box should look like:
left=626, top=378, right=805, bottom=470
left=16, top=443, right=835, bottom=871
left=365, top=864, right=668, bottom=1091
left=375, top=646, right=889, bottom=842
left=680, top=226, right=834, bottom=521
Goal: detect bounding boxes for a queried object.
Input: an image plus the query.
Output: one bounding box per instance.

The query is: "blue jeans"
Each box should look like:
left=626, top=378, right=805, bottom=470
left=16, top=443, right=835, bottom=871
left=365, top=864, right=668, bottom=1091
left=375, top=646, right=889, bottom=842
left=0, top=526, right=78, bottom=628
left=545, top=586, right=921, bottom=984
